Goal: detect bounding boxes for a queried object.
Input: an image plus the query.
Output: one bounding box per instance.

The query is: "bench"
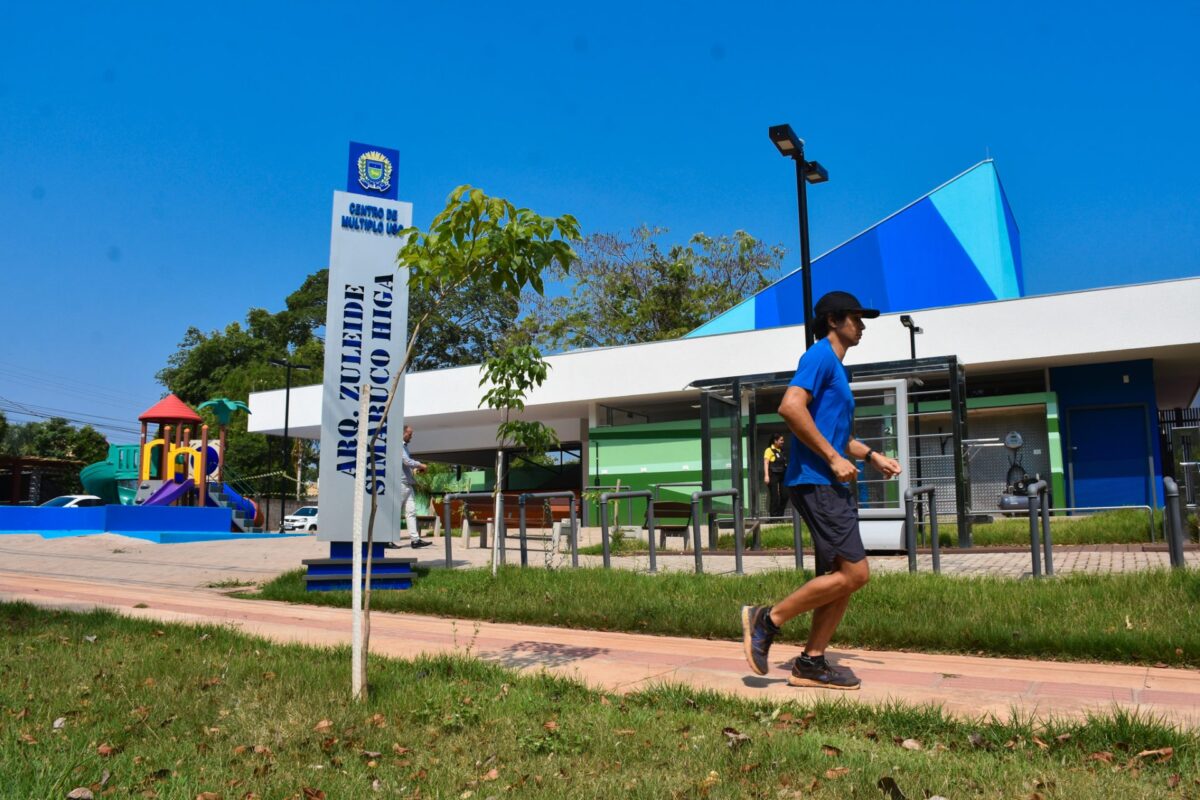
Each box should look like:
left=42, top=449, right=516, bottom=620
left=435, top=494, right=577, bottom=547
left=650, top=501, right=694, bottom=549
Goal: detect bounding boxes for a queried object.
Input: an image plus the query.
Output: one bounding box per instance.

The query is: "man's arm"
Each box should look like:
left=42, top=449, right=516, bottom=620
left=402, top=447, right=427, bottom=474
left=778, top=385, right=858, bottom=483
left=846, top=437, right=902, bottom=478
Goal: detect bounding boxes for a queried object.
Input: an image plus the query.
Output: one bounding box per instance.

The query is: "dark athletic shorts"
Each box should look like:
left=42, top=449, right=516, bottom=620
left=788, top=483, right=865, bottom=576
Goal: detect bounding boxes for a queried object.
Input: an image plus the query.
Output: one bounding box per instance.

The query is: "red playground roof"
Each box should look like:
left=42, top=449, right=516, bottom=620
left=139, top=393, right=202, bottom=424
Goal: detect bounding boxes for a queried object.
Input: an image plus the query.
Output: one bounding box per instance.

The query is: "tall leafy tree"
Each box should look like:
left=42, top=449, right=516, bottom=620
left=521, top=226, right=785, bottom=351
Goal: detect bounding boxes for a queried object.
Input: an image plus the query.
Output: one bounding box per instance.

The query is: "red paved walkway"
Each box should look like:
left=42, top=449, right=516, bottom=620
left=3, top=572, right=1198, bottom=727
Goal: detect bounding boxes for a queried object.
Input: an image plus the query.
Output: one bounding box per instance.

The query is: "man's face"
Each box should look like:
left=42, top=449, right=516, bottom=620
left=831, top=312, right=866, bottom=346
left=403, top=427, right=413, bottom=444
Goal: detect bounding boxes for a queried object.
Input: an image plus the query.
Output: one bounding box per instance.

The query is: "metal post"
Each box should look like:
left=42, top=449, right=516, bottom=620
left=795, top=156, right=815, bottom=349
left=733, top=491, right=745, bottom=576
left=1040, top=486, right=1054, bottom=576
left=949, top=359, right=972, bottom=546
left=599, top=494, right=612, bottom=569
left=690, top=496, right=705, bottom=574
left=497, top=492, right=506, bottom=565
left=518, top=495, right=529, bottom=567
left=791, top=505, right=804, bottom=571
left=646, top=498, right=658, bottom=574
left=442, top=494, right=454, bottom=567
left=1026, top=480, right=1046, bottom=578
left=903, top=490, right=917, bottom=573
left=929, top=490, right=941, bottom=574
left=280, top=362, right=291, bottom=529
left=569, top=496, right=579, bottom=568
left=1164, top=477, right=1185, bottom=569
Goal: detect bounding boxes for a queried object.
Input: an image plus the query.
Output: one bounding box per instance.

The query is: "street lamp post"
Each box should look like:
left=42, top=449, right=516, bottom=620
left=269, top=357, right=312, bottom=529
left=899, top=315, right=926, bottom=537
left=769, top=124, right=829, bottom=349
left=900, top=314, right=923, bottom=359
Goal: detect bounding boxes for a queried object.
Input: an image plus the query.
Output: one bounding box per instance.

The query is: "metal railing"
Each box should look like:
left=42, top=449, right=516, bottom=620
left=440, top=491, right=499, bottom=567
left=903, top=485, right=941, bottom=573
left=518, top=491, right=580, bottom=569
left=691, top=489, right=743, bottom=575
left=598, top=490, right=655, bottom=572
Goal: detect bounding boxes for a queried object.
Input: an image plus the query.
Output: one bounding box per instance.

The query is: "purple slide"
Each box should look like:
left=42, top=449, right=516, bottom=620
left=142, top=478, right=195, bottom=506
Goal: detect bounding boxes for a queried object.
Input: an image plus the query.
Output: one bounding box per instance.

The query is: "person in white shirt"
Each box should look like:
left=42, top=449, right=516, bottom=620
left=400, top=425, right=430, bottom=548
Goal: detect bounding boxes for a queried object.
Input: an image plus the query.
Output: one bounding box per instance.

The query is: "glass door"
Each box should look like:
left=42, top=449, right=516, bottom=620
left=700, top=389, right=741, bottom=548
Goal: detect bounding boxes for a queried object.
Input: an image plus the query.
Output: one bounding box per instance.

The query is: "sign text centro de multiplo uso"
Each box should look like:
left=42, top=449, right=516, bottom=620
left=335, top=274, right=396, bottom=494
left=342, top=202, right=406, bottom=236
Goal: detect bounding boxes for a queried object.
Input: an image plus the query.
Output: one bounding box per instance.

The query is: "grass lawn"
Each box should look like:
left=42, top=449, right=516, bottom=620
left=251, top=567, right=1200, bottom=667
left=581, top=509, right=1170, bottom=554
left=3, top=602, right=1195, bottom=799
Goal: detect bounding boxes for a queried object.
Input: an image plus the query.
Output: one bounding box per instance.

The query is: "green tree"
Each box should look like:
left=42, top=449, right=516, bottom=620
left=0, top=410, right=7, bottom=454
left=353, top=185, right=578, bottom=698
left=521, top=226, right=785, bottom=351
left=71, top=425, right=110, bottom=466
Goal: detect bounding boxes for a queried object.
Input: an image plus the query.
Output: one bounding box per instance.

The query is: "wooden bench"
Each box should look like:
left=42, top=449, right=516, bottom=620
left=434, top=495, right=576, bottom=547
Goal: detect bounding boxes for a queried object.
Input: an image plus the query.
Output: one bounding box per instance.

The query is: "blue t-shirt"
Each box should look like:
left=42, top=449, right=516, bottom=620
left=784, top=338, right=855, bottom=486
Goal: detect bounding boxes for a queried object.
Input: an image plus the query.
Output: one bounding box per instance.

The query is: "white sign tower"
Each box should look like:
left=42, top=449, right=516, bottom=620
left=318, top=142, right=411, bottom=545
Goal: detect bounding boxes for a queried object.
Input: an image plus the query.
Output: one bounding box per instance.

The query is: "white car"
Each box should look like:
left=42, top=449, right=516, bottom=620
left=282, top=506, right=319, bottom=532
left=40, top=495, right=105, bottom=508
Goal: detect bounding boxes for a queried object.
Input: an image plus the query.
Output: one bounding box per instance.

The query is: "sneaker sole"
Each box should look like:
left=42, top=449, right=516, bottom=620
left=786, top=674, right=861, bottom=691
left=740, top=605, right=768, bottom=676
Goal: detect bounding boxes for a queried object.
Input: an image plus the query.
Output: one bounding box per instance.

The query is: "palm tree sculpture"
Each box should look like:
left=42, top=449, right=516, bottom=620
left=198, top=398, right=250, bottom=484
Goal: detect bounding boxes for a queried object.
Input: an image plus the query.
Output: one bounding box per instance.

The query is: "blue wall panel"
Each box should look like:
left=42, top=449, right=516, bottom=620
left=809, top=227, right=889, bottom=314
left=0, top=505, right=233, bottom=533
left=1049, top=359, right=1164, bottom=507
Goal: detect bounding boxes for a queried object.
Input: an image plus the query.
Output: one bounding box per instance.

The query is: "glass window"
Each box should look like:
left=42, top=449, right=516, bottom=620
left=40, top=497, right=72, bottom=507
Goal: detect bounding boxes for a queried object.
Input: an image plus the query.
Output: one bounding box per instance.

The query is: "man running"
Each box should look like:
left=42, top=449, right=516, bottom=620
left=741, top=291, right=902, bottom=690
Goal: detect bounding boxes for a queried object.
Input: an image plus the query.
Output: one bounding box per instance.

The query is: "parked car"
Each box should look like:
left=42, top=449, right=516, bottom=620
left=40, top=495, right=104, bottom=508
left=282, top=506, right=319, bottom=532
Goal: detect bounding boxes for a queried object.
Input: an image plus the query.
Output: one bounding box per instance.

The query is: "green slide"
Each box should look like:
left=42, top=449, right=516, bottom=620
left=80, top=444, right=142, bottom=505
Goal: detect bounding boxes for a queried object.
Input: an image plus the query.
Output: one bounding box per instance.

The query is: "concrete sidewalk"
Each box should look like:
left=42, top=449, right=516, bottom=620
left=3, top=570, right=1199, bottom=728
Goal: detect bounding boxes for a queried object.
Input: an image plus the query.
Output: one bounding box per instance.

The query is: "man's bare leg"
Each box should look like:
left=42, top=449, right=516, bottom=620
left=768, top=557, right=869, bottom=629
left=805, top=557, right=868, bottom=656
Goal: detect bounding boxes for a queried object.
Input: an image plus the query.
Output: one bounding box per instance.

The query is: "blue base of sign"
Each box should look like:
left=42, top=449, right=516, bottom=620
left=302, top=542, right=416, bottom=592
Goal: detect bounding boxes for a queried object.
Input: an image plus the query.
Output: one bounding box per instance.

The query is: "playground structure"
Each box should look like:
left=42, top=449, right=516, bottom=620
left=79, top=394, right=265, bottom=532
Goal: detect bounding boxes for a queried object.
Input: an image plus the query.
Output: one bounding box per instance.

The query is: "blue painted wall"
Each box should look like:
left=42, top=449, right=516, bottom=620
left=0, top=505, right=233, bottom=533
left=1049, top=359, right=1164, bottom=507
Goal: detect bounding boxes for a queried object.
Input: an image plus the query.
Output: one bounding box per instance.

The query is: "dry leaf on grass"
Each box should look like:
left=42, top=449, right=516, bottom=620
left=97, top=743, right=117, bottom=757
left=722, top=727, right=751, bottom=749
left=820, top=744, right=842, bottom=757
left=195, top=793, right=222, bottom=800
left=900, top=738, right=923, bottom=751
left=367, top=713, right=387, bottom=728
left=1087, top=751, right=1114, bottom=763
left=481, top=768, right=499, bottom=782
left=824, top=767, right=850, bottom=779
left=302, top=789, right=326, bottom=800
left=312, top=719, right=333, bottom=733
left=66, top=789, right=94, bottom=800
left=1135, top=746, right=1174, bottom=763
left=543, top=720, right=558, bottom=731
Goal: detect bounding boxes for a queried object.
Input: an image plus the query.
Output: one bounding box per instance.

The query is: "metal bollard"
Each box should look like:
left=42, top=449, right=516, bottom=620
left=903, top=493, right=917, bottom=573
left=517, top=496, right=530, bottom=567
left=928, top=491, right=941, bottom=574
left=1165, top=477, right=1186, bottom=569
left=646, top=500, right=658, bottom=574
left=690, top=497, right=705, bottom=574
left=1026, top=481, right=1047, bottom=578
left=1041, top=487, right=1054, bottom=576
left=791, top=505, right=804, bottom=571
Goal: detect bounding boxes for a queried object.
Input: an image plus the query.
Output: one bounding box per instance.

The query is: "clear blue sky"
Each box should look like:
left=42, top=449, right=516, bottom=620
left=1, top=2, right=1197, bottom=441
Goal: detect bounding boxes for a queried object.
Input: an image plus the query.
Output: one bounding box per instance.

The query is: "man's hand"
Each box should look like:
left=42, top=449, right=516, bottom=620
left=872, top=454, right=903, bottom=478
left=415, top=464, right=428, bottom=474
left=828, top=455, right=858, bottom=483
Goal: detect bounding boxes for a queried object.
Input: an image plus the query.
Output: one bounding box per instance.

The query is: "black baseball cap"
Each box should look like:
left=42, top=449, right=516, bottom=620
left=814, top=291, right=880, bottom=320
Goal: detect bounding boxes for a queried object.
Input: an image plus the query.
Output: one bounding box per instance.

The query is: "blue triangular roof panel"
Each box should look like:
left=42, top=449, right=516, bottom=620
left=688, top=160, right=1024, bottom=338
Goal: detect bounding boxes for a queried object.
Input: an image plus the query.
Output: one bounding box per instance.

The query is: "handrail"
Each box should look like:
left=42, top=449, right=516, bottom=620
left=690, top=489, right=743, bottom=575
left=518, top=491, right=580, bottom=568
left=903, top=485, right=940, bottom=573
left=598, top=490, right=655, bottom=572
